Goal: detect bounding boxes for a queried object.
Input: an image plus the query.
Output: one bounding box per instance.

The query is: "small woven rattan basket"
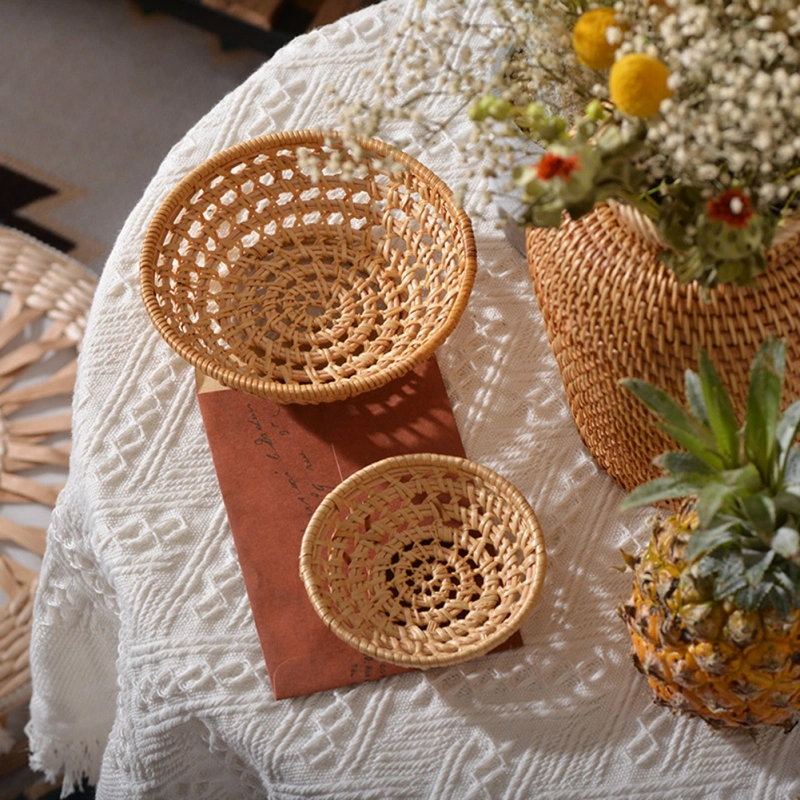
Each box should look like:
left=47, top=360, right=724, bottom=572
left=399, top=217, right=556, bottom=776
left=300, top=453, right=546, bottom=669
left=527, top=202, right=800, bottom=493
left=140, top=130, right=477, bottom=404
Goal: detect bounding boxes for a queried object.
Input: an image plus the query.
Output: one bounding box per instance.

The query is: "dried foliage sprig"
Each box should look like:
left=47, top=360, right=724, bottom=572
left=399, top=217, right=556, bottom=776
left=322, top=0, right=800, bottom=290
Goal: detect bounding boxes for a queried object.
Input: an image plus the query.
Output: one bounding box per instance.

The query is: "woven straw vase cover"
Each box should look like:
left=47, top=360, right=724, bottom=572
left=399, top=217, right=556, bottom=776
left=0, top=226, right=96, bottom=720
left=526, top=202, right=800, bottom=493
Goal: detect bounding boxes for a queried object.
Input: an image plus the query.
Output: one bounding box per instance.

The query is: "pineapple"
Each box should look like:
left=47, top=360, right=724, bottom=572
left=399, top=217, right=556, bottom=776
left=618, top=338, right=800, bottom=730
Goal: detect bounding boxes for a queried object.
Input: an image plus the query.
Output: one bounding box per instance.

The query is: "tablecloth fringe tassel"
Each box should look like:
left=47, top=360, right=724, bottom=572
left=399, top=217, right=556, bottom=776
left=25, top=724, right=104, bottom=797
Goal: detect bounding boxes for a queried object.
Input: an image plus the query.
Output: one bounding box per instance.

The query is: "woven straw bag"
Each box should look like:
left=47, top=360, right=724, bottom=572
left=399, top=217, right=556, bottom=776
left=0, top=226, right=96, bottom=719
left=300, top=453, right=547, bottom=669
left=527, top=202, right=800, bottom=493
left=141, top=130, right=477, bottom=404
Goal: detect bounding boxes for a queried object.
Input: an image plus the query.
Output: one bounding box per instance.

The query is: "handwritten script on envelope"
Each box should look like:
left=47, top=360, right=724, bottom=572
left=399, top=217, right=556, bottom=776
left=197, top=357, right=521, bottom=700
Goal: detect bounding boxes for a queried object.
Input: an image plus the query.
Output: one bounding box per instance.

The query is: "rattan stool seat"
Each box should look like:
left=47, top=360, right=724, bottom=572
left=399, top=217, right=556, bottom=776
left=0, top=225, right=97, bottom=718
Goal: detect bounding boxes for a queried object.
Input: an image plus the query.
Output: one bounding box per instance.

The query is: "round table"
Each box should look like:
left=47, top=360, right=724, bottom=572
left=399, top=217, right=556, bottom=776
left=26, top=2, right=800, bottom=798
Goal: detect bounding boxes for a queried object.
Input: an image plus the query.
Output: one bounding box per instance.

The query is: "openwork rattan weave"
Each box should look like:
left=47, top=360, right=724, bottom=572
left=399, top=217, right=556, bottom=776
left=0, top=225, right=96, bottom=719
left=141, top=130, right=477, bottom=404
left=527, top=203, right=800, bottom=494
left=300, top=453, right=547, bottom=669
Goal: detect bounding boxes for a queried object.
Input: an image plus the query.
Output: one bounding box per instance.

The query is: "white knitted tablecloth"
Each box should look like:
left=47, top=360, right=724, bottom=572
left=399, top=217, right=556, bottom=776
left=26, top=2, right=800, bottom=798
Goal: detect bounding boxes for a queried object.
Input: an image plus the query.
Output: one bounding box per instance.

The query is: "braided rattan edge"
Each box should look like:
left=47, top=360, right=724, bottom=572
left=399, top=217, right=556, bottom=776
left=607, top=198, right=800, bottom=250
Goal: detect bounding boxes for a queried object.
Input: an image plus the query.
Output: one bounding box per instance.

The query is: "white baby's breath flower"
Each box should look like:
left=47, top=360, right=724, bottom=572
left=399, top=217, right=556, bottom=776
left=325, top=0, right=799, bottom=238
left=696, top=164, right=719, bottom=181
left=606, top=26, right=624, bottom=45
left=753, top=130, right=773, bottom=151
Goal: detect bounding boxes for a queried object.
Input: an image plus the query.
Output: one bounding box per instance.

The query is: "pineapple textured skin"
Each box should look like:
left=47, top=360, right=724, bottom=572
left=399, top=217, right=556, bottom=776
left=620, top=514, right=800, bottom=731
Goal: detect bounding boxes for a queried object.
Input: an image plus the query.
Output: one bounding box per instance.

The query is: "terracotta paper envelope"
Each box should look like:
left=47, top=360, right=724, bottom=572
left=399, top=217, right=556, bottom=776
left=197, top=357, right=521, bottom=700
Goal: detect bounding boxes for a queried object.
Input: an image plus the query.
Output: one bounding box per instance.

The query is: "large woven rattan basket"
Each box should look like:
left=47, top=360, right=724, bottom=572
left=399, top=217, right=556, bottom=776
left=140, top=130, right=477, bottom=404
left=527, top=202, right=800, bottom=493
left=300, top=453, right=547, bottom=669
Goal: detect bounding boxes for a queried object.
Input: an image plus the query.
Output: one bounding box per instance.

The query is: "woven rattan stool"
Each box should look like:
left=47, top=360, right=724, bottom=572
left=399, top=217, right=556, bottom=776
left=300, top=453, right=547, bottom=669
left=0, top=226, right=96, bottom=721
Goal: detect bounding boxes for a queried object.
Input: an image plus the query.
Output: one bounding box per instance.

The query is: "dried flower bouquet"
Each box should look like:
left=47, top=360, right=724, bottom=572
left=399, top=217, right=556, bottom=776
left=333, top=0, right=800, bottom=290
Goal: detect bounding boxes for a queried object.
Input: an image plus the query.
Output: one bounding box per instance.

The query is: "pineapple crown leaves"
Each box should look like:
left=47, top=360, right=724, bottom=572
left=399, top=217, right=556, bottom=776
left=619, top=337, right=800, bottom=613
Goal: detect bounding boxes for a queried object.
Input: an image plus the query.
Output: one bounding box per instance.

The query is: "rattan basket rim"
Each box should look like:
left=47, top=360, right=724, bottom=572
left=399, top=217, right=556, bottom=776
left=299, top=452, right=547, bottom=669
left=607, top=198, right=800, bottom=250
left=139, top=130, right=478, bottom=404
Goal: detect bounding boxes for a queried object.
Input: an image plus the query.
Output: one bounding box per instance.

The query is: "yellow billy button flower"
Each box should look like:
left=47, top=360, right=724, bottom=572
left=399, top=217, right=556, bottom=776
left=609, top=53, right=673, bottom=118
left=572, top=8, right=624, bottom=70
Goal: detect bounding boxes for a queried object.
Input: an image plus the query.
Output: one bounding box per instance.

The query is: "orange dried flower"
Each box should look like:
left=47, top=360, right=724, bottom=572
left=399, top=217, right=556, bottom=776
left=707, top=189, right=755, bottom=228
left=536, top=152, right=582, bottom=182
